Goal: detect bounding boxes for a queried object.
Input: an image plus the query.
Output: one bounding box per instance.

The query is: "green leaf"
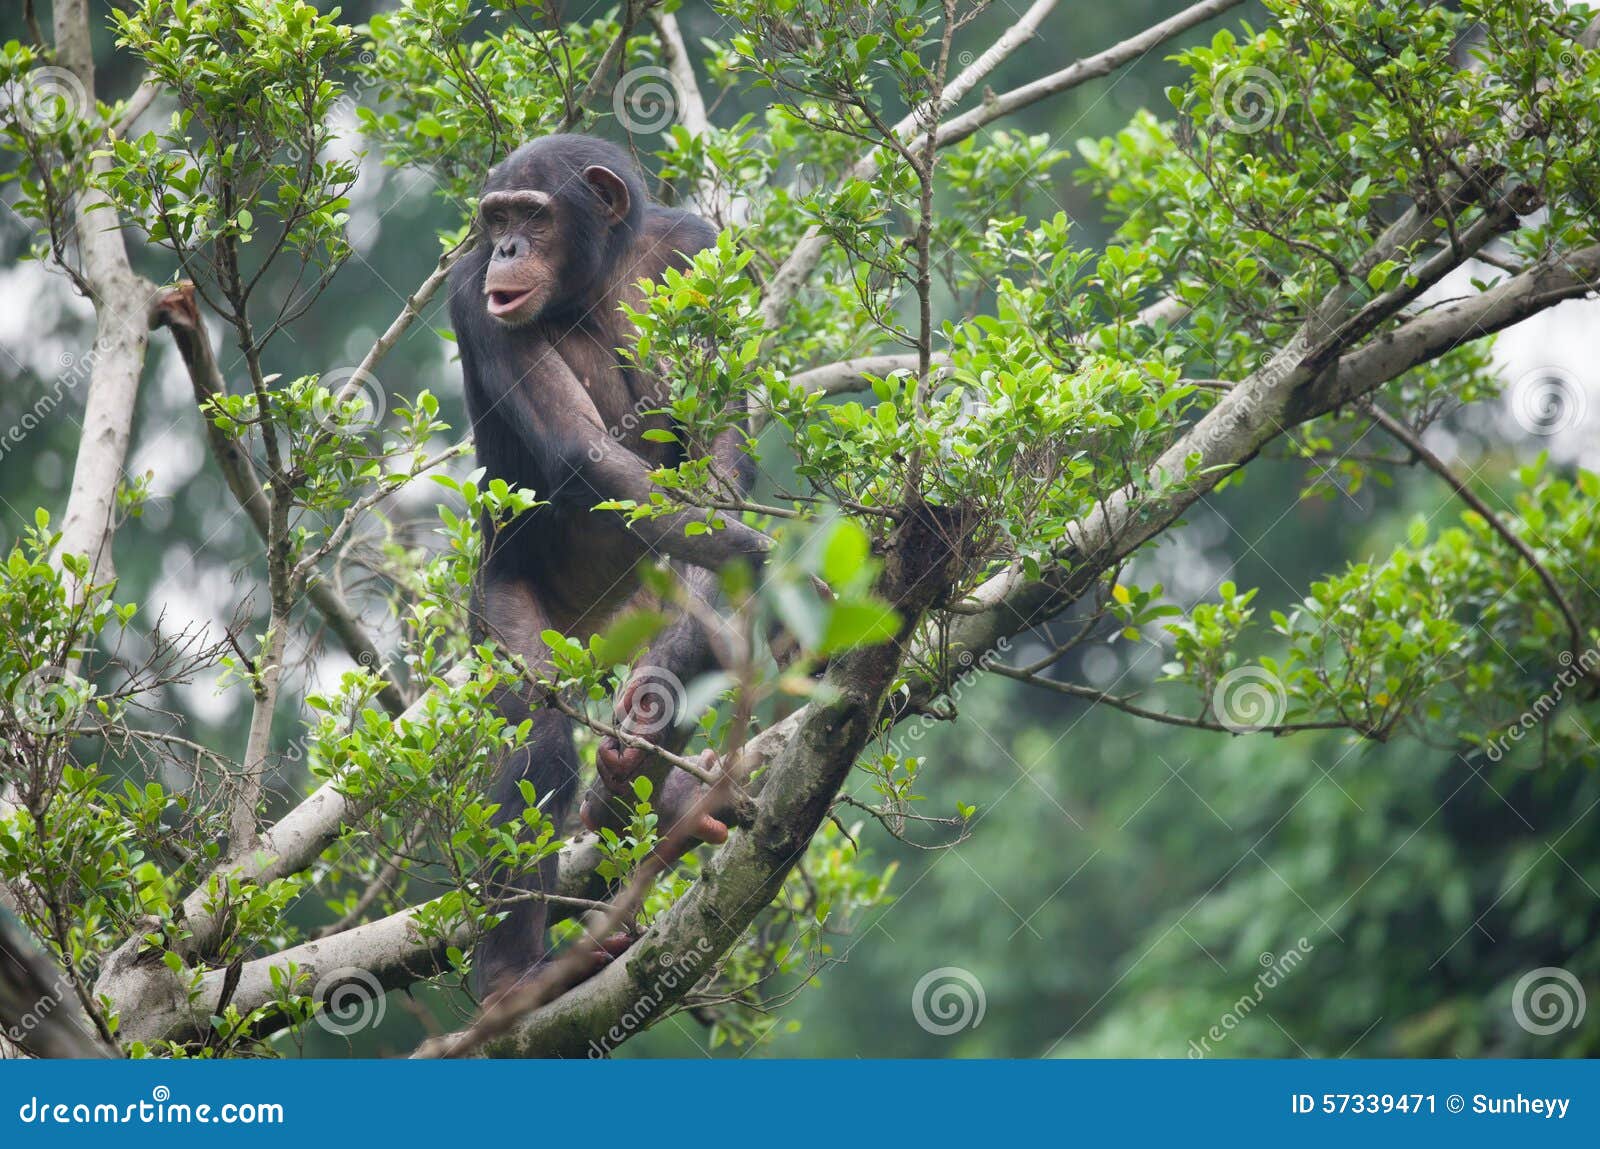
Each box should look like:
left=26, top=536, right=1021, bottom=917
left=819, top=599, right=902, bottom=654
left=821, top=519, right=870, bottom=586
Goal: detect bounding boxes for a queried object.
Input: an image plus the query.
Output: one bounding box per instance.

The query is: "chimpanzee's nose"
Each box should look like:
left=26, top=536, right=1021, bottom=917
left=494, top=235, right=526, bottom=262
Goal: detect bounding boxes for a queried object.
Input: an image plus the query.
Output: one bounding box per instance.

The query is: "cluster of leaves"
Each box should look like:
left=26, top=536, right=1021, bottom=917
left=356, top=0, right=618, bottom=210
left=0, top=41, right=114, bottom=275
left=104, top=0, right=358, bottom=323
left=1149, top=460, right=1600, bottom=756
left=1078, top=0, right=1600, bottom=383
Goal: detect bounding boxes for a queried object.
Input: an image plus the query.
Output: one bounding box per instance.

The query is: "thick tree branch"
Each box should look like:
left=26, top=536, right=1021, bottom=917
left=456, top=505, right=961, bottom=1056
left=650, top=10, right=708, bottom=136
left=50, top=0, right=156, bottom=593
left=0, top=907, right=114, bottom=1058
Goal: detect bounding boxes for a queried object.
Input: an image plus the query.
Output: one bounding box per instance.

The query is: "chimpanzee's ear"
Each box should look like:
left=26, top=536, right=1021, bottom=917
left=583, top=165, right=632, bottom=226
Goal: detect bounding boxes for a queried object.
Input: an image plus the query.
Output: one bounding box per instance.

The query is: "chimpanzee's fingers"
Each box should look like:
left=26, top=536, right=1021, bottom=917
left=596, top=737, right=645, bottom=789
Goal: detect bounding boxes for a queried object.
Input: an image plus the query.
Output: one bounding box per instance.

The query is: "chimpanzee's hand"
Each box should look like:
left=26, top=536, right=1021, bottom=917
left=594, top=666, right=682, bottom=788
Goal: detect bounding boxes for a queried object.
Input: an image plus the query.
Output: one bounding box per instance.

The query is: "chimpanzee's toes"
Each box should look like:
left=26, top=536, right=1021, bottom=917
left=691, top=812, right=729, bottom=845
left=656, top=755, right=731, bottom=847
left=589, top=933, right=635, bottom=963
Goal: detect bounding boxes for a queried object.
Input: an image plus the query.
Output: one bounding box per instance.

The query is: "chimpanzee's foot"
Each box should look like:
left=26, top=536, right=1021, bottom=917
left=477, top=958, right=543, bottom=1007
left=656, top=755, right=729, bottom=846
left=581, top=747, right=729, bottom=848
left=590, top=932, right=636, bottom=963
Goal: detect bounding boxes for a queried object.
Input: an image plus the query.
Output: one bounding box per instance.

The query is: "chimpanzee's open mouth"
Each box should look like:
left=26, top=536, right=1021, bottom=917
left=486, top=289, right=533, bottom=317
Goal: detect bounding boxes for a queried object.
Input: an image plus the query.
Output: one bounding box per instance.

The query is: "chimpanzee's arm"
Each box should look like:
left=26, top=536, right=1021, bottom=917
left=477, top=336, right=772, bottom=569
left=579, top=414, right=760, bottom=837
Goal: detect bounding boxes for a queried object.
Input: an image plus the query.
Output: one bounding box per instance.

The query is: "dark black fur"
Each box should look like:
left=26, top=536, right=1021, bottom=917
left=449, top=135, right=762, bottom=997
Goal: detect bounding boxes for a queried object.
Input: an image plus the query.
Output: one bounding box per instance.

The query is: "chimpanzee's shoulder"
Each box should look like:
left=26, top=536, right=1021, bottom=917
left=643, top=204, right=717, bottom=262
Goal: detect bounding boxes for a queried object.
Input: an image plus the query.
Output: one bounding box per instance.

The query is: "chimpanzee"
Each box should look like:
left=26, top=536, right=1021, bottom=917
left=448, top=134, right=767, bottom=997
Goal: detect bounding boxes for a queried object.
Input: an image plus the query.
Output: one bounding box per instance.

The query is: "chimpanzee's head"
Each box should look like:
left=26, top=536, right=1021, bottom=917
left=477, top=134, right=646, bottom=327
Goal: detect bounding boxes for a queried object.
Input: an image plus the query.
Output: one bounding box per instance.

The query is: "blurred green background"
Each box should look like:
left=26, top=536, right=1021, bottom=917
left=2, top=0, right=1596, bottom=1058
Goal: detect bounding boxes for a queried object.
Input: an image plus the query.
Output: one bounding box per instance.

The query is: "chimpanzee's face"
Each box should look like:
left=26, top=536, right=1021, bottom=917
left=480, top=188, right=562, bottom=327
left=478, top=163, right=632, bottom=328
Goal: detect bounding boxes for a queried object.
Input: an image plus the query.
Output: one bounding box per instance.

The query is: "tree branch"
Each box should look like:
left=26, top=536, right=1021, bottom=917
left=760, top=0, right=1118, bottom=327
left=148, top=285, right=410, bottom=716
left=49, top=0, right=156, bottom=594
left=0, top=906, right=114, bottom=1058
left=928, top=0, right=1247, bottom=153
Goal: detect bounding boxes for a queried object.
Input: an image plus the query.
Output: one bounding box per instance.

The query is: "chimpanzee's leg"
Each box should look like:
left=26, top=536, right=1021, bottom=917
left=472, top=574, right=581, bottom=999
left=579, top=563, right=733, bottom=843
